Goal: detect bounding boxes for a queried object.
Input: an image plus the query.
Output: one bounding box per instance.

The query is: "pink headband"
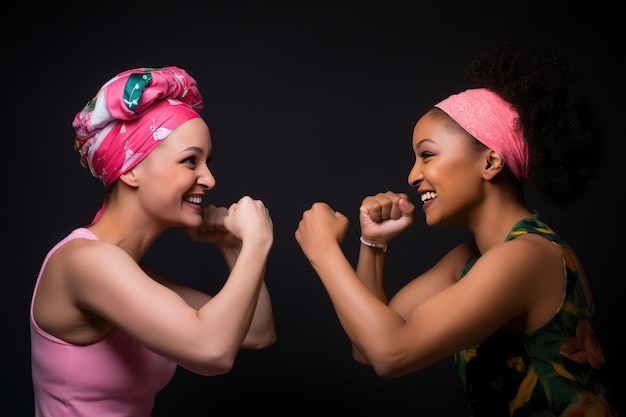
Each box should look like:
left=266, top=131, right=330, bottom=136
left=435, top=88, right=528, bottom=182
left=73, top=66, right=203, bottom=187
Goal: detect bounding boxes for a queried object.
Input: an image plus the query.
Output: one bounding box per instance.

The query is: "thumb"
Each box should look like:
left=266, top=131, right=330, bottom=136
left=399, top=197, right=416, bottom=218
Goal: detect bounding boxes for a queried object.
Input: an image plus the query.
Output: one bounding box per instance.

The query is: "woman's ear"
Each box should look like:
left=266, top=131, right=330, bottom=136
left=119, top=169, right=140, bottom=188
left=483, top=151, right=504, bottom=180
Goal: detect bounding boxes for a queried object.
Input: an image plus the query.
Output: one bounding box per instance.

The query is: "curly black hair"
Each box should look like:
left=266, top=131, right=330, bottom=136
left=464, top=40, right=605, bottom=207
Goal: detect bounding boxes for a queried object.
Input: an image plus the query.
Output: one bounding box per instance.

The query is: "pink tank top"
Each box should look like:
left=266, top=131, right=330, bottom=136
left=30, top=228, right=177, bottom=417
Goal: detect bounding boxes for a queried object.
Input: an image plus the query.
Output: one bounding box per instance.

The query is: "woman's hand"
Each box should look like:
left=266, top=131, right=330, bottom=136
left=359, top=191, right=415, bottom=246
left=185, top=196, right=273, bottom=250
left=295, top=202, right=349, bottom=258
left=223, top=196, right=274, bottom=247
left=185, top=204, right=240, bottom=249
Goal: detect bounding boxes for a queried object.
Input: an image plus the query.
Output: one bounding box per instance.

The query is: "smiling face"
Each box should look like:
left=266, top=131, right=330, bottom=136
left=129, top=117, right=215, bottom=227
left=408, top=109, right=490, bottom=227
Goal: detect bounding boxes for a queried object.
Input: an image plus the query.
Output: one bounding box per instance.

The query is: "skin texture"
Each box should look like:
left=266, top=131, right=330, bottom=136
left=295, top=110, right=567, bottom=379
left=33, top=117, right=276, bottom=376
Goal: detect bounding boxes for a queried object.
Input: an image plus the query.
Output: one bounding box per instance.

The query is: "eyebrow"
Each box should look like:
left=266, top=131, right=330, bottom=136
left=185, top=146, right=204, bottom=152
left=415, top=138, right=435, bottom=148
left=178, top=146, right=205, bottom=154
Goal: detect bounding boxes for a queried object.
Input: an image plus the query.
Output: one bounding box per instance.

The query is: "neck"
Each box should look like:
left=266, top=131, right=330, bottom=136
left=87, top=199, right=164, bottom=261
left=469, top=193, right=532, bottom=255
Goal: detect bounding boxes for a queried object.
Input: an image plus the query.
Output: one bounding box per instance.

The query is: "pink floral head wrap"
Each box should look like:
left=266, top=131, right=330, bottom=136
left=435, top=88, right=528, bottom=182
left=73, top=66, right=203, bottom=188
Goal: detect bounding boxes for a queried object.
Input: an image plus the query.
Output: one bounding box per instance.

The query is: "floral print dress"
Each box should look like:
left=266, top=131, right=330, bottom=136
left=456, top=212, right=618, bottom=417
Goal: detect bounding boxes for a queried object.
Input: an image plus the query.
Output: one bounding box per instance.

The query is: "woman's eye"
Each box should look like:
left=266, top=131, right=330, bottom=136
left=182, top=156, right=197, bottom=165
left=418, top=151, right=433, bottom=160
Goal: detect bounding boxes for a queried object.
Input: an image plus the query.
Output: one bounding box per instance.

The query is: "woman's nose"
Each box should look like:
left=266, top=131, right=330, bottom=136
left=407, top=163, right=422, bottom=187
left=199, top=165, right=216, bottom=189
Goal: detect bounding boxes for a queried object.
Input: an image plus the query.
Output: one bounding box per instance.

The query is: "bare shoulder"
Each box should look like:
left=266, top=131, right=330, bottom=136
left=44, top=237, right=148, bottom=309
left=57, top=237, right=129, bottom=260
left=433, top=239, right=480, bottom=278
left=465, top=234, right=565, bottom=331
left=51, top=238, right=137, bottom=280
left=34, top=238, right=139, bottom=343
left=480, top=233, right=561, bottom=276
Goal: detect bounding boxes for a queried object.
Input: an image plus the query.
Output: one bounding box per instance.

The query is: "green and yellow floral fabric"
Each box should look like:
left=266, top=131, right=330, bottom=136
left=456, top=212, right=617, bottom=417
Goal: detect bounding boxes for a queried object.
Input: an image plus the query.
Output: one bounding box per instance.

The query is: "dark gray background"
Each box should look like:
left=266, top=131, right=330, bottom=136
left=2, top=1, right=623, bottom=416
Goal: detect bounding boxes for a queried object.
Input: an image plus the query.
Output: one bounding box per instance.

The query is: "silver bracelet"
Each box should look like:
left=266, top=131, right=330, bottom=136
left=359, top=236, right=388, bottom=252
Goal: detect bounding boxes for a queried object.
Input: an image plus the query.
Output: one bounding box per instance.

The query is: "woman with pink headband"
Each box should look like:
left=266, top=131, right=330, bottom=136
left=296, top=41, right=618, bottom=416
left=30, top=66, right=276, bottom=417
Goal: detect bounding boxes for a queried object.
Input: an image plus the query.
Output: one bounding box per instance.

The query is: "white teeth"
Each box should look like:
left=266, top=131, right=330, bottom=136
left=186, top=196, right=202, bottom=204
left=421, top=192, right=437, bottom=202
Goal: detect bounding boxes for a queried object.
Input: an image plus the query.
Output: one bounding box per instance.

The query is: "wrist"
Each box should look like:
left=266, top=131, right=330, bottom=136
left=359, top=236, right=388, bottom=252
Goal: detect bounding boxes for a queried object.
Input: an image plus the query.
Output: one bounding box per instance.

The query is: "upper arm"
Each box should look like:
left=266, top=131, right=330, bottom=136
left=388, top=239, right=476, bottom=319
left=65, top=242, right=210, bottom=362
left=376, top=236, right=560, bottom=377
left=141, top=262, right=212, bottom=309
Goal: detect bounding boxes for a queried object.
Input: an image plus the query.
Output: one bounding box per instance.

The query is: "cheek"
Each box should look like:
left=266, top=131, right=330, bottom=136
left=429, top=158, right=478, bottom=192
left=142, top=166, right=189, bottom=194
left=162, top=171, right=193, bottom=190
left=446, top=161, right=484, bottom=197
left=174, top=170, right=200, bottom=189
left=444, top=153, right=479, bottom=176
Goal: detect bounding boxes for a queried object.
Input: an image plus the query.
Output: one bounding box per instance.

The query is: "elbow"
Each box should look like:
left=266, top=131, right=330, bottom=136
left=198, top=357, right=235, bottom=377
left=371, top=363, right=406, bottom=380
left=369, top=358, right=412, bottom=379
left=191, top=334, right=277, bottom=376
left=352, top=345, right=369, bottom=365
left=352, top=351, right=400, bottom=379
left=244, top=333, right=276, bottom=350
left=360, top=346, right=413, bottom=380
left=242, top=327, right=277, bottom=349
left=184, top=348, right=238, bottom=377
left=197, top=362, right=233, bottom=377
left=257, top=331, right=277, bottom=349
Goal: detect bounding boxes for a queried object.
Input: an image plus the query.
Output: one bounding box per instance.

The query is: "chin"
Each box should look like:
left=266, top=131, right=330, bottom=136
left=422, top=210, right=432, bottom=224
left=424, top=213, right=442, bottom=227
left=186, top=216, right=203, bottom=228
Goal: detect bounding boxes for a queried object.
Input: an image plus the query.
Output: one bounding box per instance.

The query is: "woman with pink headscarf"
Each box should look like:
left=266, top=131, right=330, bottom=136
left=30, top=66, right=276, bottom=417
left=295, top=41, right=619, bottom=416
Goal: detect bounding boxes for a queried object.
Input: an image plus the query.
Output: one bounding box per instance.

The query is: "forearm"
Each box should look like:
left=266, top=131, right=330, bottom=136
left=197, top=243, right=271, bottom=357
left=241, top=281, right=276, bottom=349
left=219, top=242, right=242, bottom=271
left=354, top=241, right=389, bottom=362
left=220, top=240, right=275, bottom=347
left=355, top=243, right=388, bottom=303
left=309, top=245, right=402, bottom=360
